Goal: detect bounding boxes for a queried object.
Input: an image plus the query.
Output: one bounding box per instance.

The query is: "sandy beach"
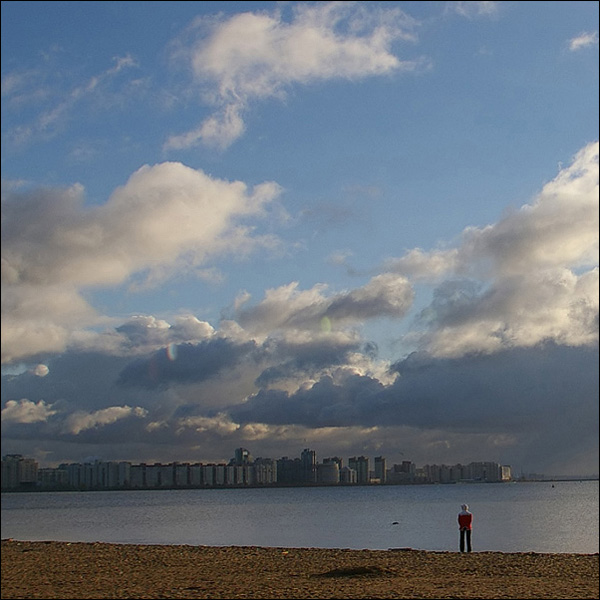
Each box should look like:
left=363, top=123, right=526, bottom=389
left=1, top=539, right=598, bottom=599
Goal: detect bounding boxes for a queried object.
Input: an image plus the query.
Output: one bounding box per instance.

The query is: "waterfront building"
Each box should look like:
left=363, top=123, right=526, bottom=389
left=1, top=454, right=38, bottom=490
left=175, top=463, right=190, bottom=487
left=38, top=467, right=69, bottom=488
left=214, top=464, right=226, bottom=486
left=189, top=463, right=203, bottom=486
left=277, top=457, right=303, bottom=484
left=349, top=456, right=369, bottom=485
left=130, top=463, right=146, bottom=488
left=253, top=458, right=277, bottom=485
left=226, top=465, right=237, bottom=486
left=317, top=461, right=339, bottom=484
left=233, top=448, right=253, bottom=465
left=202, top=464, right=215, bottom=487
left=2, top=451, right=513, bottom=491
left=374, top=456, right=387, bottom=484
left=301, top=448, right=317, bottom=483
left=339, top=466, right=357, bottom=484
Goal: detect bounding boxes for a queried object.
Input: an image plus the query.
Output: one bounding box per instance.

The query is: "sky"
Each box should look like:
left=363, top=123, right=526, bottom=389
left=1, top=1, right=598, bottom=476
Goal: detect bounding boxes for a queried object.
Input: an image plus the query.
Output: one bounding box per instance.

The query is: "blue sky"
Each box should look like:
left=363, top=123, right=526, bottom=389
left=1, top=1, right=598, bottom=476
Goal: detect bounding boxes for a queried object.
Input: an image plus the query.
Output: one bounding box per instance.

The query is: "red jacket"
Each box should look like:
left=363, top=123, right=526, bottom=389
left=458, top=511, right=472, bottom=530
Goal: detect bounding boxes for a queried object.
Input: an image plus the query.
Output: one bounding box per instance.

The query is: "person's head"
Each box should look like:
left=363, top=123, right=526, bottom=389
left=461, top=504, right=469, bottom=511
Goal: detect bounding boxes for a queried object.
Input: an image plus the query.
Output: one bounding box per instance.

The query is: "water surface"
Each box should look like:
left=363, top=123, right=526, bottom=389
left=2, top=480, right=597, bottom=553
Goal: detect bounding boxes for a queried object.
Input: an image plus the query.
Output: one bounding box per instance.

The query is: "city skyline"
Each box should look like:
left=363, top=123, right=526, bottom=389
left=2, top=449, right=515, bottom=492
left=6, top=444, right=597, bottom=483
left=1, top=2, right=598, bottom=477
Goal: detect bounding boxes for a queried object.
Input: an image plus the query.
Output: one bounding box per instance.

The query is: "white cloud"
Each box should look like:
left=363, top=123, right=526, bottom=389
left=1, top=399, right=57, bottom=424
left=166, top=2, right=422, bottom=150
left=114, top=315, right=215, bottom=351
left=384, top=248, right=459, bottom=282
left=569, top=31, right=599, bottom=51
left=235, top=274, right=414, bottom=336
left=177, top=413, right=240, bottom=436
left=165, top=103, right=246, bottom=152
left=392, top=141, right=599, bottom=357
left=389, top=141, right=598, bottom=283
left=1, top=163, right=283, bottom=363
left=63, top=405, right=148, bottom=435
left=462, top=141, right=599, bottom=277
left=448, top=1, right=499, bottom=19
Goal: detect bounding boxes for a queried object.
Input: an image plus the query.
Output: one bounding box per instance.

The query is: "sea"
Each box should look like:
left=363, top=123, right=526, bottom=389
left=1, top=480, right=598, bottom=554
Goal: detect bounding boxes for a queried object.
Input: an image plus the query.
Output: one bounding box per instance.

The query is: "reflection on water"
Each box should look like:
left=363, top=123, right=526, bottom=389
left=2, top=480, right=598, bottom=554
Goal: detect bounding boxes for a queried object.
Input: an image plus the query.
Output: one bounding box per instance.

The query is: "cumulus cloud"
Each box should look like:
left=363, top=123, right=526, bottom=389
left=227, top=344, right=598, bottom=472
left=460, top=142, right=598, bottom=277
left=234, top=274, right=414, bottom=336
left=165, top=2, right=422, bottom=150
left=230, top=345, right=597, bottom=430
left=386, top=141, right=599, bottom=357
left=116, top=315, right=215, bottom=350
left=176, top=413, right=240, bottom=436
left=1, top=163, right=282, bottom=363
left=118, top=338, right=257, bottom=389
left=1, top=141, right=597, bottom=475
left=1, top=399, right=57, bottom=424
left=63, top=405, right=148, bottom=435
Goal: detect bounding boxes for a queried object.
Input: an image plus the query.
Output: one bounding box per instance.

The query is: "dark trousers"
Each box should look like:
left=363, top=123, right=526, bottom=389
left=460, top=528, right=472, bottom=552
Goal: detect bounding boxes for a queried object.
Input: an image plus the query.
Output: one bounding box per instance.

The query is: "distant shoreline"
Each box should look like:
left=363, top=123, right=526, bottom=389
left=3, top=477, right=598, bottom=494
left=1, top=540, right=598, bottom=599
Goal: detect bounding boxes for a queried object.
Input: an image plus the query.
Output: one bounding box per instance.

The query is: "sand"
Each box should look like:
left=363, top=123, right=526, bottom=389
left=1, top=539, right=598, bottom=599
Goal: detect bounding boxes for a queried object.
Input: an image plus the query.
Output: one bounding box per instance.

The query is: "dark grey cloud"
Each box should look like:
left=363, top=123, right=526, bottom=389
left=231, top=372, right=387, bottom=427
left=389, top=344, right=598, bottom=432
left=117, top=338, right=257, bottom=389
left=1, top=352, right=135, bottom=412
left=254, top=335, right=365, bottom=387
left=228, top=344, right=598, bottom=470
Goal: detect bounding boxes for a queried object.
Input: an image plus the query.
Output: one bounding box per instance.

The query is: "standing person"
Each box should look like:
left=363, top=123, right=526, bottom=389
left=458, top=504, right=473, bottom=552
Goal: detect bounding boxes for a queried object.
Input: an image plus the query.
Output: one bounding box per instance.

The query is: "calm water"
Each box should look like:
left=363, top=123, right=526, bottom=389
left=2, top=481, right=598, bottom=554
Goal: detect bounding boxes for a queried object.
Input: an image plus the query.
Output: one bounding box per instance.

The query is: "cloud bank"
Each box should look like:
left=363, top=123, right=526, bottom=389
left=2, top=141, right=597, bottom=475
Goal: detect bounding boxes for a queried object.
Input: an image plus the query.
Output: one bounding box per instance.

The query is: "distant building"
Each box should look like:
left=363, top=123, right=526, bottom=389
left=374, top=456, right=387, bottom=484
left=38, top=467, right=69, bottom=488
left=189, top=463, right=203, bottom=486
left=349, top=456, right=369, bottom=485
left=277, top=457, right=303, bottom=484
left=233, top=448, right=253, bottom=465
left=4, top=449, right=512, bottom=491
left=175, top=463, right=190, bottom=487
left=387, top=461, right=417, bottom=484
left=421, top=461, right=512, bottom=483
left=301, top=448, right=317, bottom=483
left=317, top=461, right=339, bottom=484
left=253, top=458, right=277, bottom=485
left=339, top=466, right=357, bottom=484
left=1, top=454, right=38, bottom=490
left=323, top=456, right=343, bottom=470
